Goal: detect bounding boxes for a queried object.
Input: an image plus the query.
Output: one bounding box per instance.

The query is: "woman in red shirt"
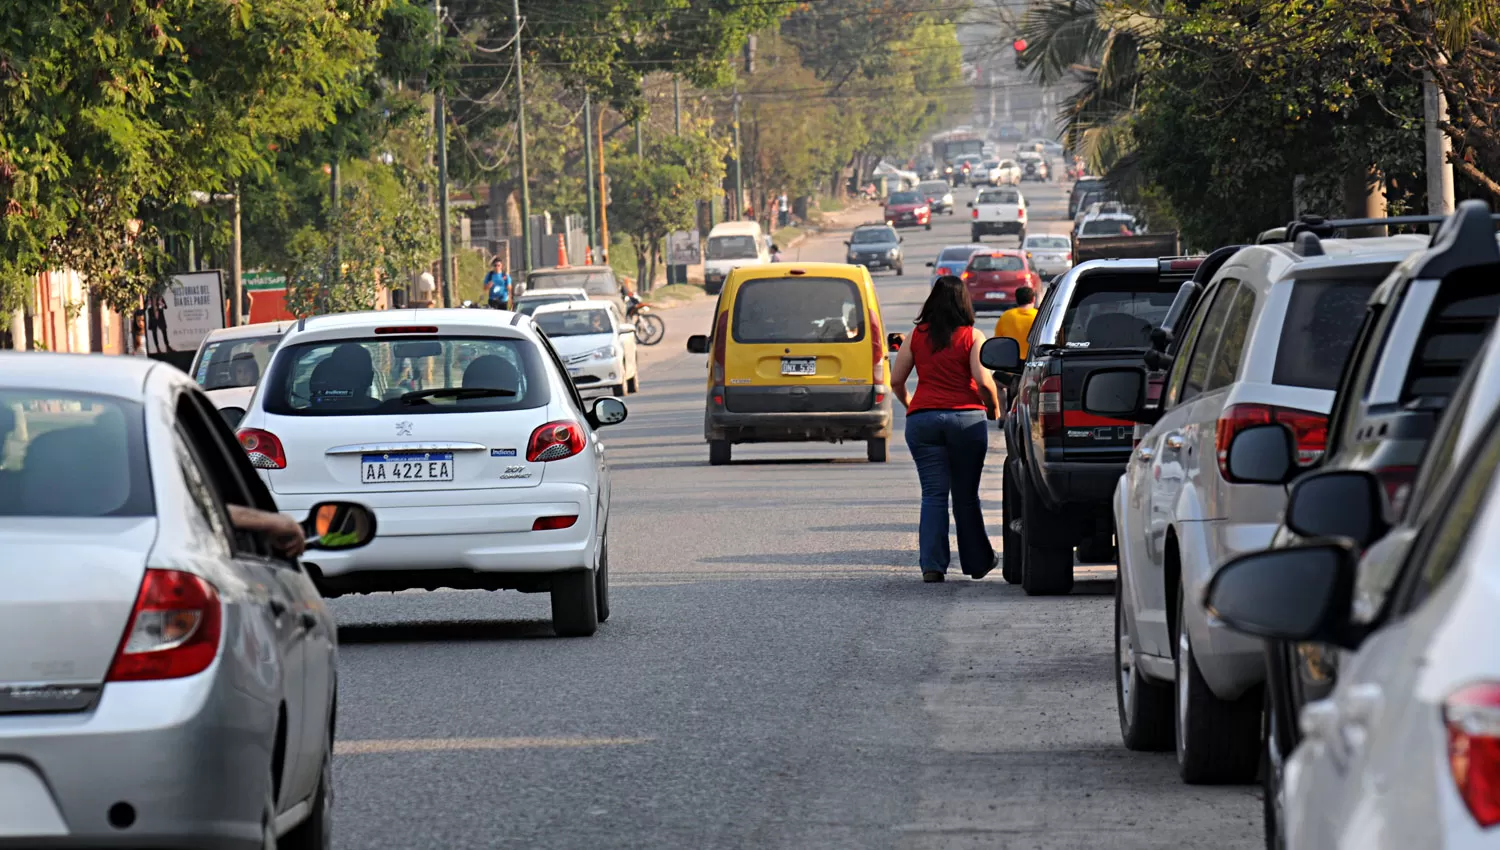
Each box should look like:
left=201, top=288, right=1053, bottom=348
left=891, top=276, right=1001, bottom=582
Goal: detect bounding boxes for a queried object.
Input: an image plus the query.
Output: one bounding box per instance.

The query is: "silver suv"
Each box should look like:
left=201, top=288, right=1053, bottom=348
left=1083, top=231, right=1428, bottom=782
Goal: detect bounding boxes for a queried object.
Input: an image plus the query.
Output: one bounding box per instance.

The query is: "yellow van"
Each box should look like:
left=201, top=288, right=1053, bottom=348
left=686, top=263, right=898, bottom=465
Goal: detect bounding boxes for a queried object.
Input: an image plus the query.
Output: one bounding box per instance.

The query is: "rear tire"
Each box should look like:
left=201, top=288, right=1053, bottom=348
left=595, top=538, right=611, bottom=624
left=709, top=440, right=731, bottom=466
left=279, top=735, right=333, bottom=850
left=971, top=227, right=982, bottom=243
left=551, top=570, right=599, bottom=637
left=1001, top=460, right=1022, bottom=584
left=925, top=221, right=932, bottom=231
left=1020, top=471, right=1074, bottom=596
left=1174, top=587, right=1262, bottom=783
left=867, top=438, right=887, bottom=463
left=1116, top=577, right=1174, bottom=751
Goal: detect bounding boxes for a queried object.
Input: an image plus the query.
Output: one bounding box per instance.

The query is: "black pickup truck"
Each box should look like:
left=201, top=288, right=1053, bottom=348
left=982, top=256, right=1206, bottom=595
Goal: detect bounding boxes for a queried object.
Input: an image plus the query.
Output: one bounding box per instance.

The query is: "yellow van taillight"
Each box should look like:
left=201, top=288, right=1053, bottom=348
left=711, top=310, right=729, bottom=384
left=868, top=307, right=885, bottom=385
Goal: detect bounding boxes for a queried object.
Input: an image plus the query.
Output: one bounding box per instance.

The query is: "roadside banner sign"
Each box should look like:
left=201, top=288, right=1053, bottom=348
left=143, top=271, right=224, bottom=354
left=668, top=230, right=701, bottom=266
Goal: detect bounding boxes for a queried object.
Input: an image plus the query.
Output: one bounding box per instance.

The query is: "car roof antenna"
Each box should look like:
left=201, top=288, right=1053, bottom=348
left=1293, top=231, right=1324, bottom=257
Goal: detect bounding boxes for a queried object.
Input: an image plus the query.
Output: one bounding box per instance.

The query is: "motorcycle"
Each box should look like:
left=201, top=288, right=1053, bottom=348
left=624, top=293, right=665, bottom=346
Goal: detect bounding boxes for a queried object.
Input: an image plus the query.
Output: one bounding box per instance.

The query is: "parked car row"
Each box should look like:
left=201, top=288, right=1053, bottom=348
left=980, top=200, right=1500, bottom=848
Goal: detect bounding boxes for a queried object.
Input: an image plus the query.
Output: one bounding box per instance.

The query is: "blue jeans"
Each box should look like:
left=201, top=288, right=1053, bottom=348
left=904, top=409, right=994, bottom=574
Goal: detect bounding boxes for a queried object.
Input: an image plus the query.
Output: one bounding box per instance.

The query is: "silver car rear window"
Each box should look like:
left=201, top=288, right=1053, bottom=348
left=0, top=391, right=153, bottom=517
left=1273, top=277, right=1382, bottom=391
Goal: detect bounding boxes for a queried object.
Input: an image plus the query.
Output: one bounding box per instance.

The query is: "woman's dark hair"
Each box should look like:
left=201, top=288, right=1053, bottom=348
left=916, top=275, right=976, bottom=352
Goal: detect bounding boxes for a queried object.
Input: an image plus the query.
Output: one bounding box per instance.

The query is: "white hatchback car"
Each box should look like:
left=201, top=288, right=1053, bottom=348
left=235, top=309, right=629, bottom=637
left=531, top=300, right=640, bottom=397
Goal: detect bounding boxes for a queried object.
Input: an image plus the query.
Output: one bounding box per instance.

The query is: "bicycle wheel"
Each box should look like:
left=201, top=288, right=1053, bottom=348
left=635, top=312, right=666, bottom=346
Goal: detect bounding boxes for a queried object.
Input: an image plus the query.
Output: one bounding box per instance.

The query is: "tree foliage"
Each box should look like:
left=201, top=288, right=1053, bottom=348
left=607, top=123, right=727, bottom=284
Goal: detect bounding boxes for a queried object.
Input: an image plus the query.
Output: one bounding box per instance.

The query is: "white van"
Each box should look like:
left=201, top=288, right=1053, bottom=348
left=703, top=221, right=770, bottom=295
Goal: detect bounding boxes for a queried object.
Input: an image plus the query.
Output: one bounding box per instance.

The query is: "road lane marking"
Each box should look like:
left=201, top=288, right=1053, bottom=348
left=336, top=736, right=650, bottom=755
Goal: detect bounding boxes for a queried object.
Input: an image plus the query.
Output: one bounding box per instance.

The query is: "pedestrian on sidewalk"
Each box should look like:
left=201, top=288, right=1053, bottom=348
left=890, top=276, right=1001, bottom=583
left=484, top=258, right=512, bottom=310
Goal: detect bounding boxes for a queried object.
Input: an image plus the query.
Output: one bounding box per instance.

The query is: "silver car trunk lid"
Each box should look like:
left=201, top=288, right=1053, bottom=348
left=0, top=517, right=155, bottom=704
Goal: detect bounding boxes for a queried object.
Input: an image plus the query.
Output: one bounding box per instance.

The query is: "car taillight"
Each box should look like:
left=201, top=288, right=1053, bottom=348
left=1376, top=465, right=1419, bottom=517
left=527, top=421, right=586, bottom=462
left=108, top=569, right=222, bottom=682
left=1064, top=252, right=1072, bottom=262
left=868, top=308, right=885, bottom=385
left=711, top=310, right=729, bottom=384
left=937, top=266, right=951, bottom=276
left=972, top=208, right=979, bottom=219
left=1018, top=207, right=1026, bottom=219
left=532, top=515, right=579, bottom=531
left=237, top=428, right=286, bottom=469
left=1039, top=376, right=1062, bottom=437
left=961, top=271, right=972, bottom=282
left=1215, top=403, right=1327, bottom=482
left=1444, top=682, right=1500, bottom=828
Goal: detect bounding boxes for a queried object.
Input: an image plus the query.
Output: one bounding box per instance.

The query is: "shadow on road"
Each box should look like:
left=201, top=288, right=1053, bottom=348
left=338, top=619, right=557, bottom=644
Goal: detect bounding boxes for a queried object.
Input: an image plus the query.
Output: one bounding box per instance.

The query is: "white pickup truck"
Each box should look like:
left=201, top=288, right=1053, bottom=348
left=968, top=186, right=1028, bottom=243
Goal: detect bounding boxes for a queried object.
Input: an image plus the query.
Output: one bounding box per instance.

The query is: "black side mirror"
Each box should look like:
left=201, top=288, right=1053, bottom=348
left=303, top=502, right=378, bottom=551
left=1080, top=367, right=1146, bottom=418
left=925, top=261, right=935, bottom=267
left=686, top=335, right=710, bottom=354
left=218, top=406, right=246, bottom=430
left=978, top=336, right=1022, bottom=372
left=1285, top=470, right=1389, bottom=548
left=1204, top=542, right=1362, bottom=648
left=589, top=396, right=628, bottom=428
left=1224, top=423, right=1298, bottom=484
left=887, top=332, right=905, bottom=353
left=843, top=240, right=850, bottom=246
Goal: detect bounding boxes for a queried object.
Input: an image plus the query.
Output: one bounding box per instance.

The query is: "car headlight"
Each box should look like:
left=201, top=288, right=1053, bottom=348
left=887, top=248, right=900, bottom=258
left=589, top=345, right=619, bottom=360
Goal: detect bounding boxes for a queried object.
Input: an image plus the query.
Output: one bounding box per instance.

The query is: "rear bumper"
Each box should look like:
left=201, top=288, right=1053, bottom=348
left=0, top=668, right=272, bottom=850
left=849, top=257, right=898, bottom=269
left=1034, top=459, right=1125, bottom=511
left=974, top=221, right=1024, bottom=235
left=706, top=393, right=893, bottom=443
left=971, top=297, right=1017, bottom=314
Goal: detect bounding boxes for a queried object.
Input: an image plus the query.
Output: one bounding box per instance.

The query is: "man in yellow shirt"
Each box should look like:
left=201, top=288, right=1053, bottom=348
left=992, top=286, right=1038, bottom=417
left=993, top=286, right=1038, bottom=358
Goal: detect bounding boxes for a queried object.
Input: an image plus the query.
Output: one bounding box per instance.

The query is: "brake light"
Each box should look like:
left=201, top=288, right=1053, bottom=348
left=108, top=569, right=222, bottom=681
left=532, top=515, right=579, bottom=531
left=1215, top=403, right=1327, bottom=482
left=374, top=326, right=439, bottom=335
left=937, top=266, right=951, bottom=276
left=712, top=310, right=729, bottom=384
left=1039, top=376, right=1062, bottom=437
left=237, top=428, right=286, bottom=469
left=1444, top=682, right=1500, bottom=828
left=1018, top=207, right=1026, bottom=219
left=972, top=209, right=979, bottom=219
left=869, top=308, right=885, bottom=384
left=527, top=421, right=586, bottom=462
left=962, top=271, right=972, bottom=282
left=1376, top=465, right=1419, bottom=517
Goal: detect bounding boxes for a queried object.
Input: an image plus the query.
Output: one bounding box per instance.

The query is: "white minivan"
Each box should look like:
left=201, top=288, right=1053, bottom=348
left=703, top=221, right=770, bottom=295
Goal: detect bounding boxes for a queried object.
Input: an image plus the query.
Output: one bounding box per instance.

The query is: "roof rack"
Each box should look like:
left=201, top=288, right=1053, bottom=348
left=1277, top=211, right=1500, bottom=243
left=1412, top=199, right=1500, bottom=279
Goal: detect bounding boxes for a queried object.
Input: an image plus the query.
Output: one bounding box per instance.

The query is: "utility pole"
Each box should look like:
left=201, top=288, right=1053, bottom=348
left=230, top=191, right=243, bottom=327
left=583, top=93, right=598, bottom=259
left=433, top=0, right=453, bottom=306
left=597, top=109, right=610, bottom=262
left=1424, top=66, right=1456, bottom=216
left=512, top=0, right=533, bottom=274
left=732, top=87, right=743, bottom=221
left=330, top=159, right=342, bottom=274
left=635, top=117, right=644, bottom=157
left=673, top=76, right=682, bottom=135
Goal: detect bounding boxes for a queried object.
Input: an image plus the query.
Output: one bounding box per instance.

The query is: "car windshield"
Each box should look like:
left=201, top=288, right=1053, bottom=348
left=527, top=271, right=616, bottom=298
left=970, top=254, right=1025, bottom=272
left=939, top=247, right=980, bottom=263
left=535, top=308, right=614, bottom=337
left=1081, top=218, right=1135, bottom=236
left=1059, top=279, right=1179, bottom=348
left=0, top=390, right=153, bottom=517
left=917, top=182, right=948, bottom=194
left=998, top=160, right=1016, bottom=168
left=1027, top=237, right=1071, bottom=250
left=516, top=295, right=578, bottom=316
left=265, top=336, right=550, bottom=416
left=1273, top=276, right=1383, bottom=390
left=888, top=192, right=921, bottom=205
left=706, top=235, right=760, bottom=260
left=732, top=278, right=866, bottom=344
left=851, top=228, right=896, bottom=244
left=978, top=190, right=1018, bottom=204
left=195, top=334, right=281, bottom=390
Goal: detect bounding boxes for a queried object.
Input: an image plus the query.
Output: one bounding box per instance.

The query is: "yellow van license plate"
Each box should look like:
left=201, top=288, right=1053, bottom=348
left=781, top=357, right=817, bottom=376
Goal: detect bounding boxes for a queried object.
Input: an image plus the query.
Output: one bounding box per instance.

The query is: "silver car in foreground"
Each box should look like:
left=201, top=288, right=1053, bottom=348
left=0, top=353, right=374, bottom=849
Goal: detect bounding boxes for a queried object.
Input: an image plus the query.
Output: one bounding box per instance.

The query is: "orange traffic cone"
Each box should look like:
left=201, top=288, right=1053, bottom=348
left=557, top=235, right=567, bottom=267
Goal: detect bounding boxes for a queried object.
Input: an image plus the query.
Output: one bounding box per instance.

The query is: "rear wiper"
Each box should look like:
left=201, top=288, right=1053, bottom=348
left=400, top=387, right=516, bottom=404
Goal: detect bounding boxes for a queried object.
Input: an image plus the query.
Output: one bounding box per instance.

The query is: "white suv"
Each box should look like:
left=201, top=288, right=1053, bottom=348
left=235, top=309, right=628, bottom=636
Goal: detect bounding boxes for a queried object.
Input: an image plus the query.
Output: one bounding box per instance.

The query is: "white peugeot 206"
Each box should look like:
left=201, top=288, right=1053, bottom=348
left=235, top=309, right=628, bottom=637
left=530, top=300, right=639, bottom=397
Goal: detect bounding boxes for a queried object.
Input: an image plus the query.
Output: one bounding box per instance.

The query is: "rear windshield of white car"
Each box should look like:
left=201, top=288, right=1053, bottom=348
left=1273, top=276, right=1382, bottom=390
left=195, top=334, right=282, bottom=390
left=535, top=308, right=614, bottom=337
left=1059, top=280, right=1179, bottom=349
left=978, top=190, right=1018, bottom=204
left=527, top=271, right=617, bottom=299
left=0, top=391, right=153, bottom=517
left=970, top=254, right=1026, bottom=272
left=733, top=278, right=866, bottom=344
left=263, top=337, right=551, bottom=416
left=1027, top=237, right=1071, bottom=250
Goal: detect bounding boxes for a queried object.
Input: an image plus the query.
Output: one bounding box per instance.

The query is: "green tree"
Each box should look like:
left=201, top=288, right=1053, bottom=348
left=607, top=124, right=727, bottom=286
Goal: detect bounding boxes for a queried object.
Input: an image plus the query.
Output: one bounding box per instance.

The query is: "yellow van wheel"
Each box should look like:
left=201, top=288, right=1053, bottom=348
left=867, top=438, right=888, bottom=463
left=709, top=440, right=731, bottom=466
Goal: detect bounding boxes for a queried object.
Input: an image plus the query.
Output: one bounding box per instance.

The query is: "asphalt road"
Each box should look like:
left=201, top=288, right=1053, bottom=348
left=328, top=181, right=1262, bottom=849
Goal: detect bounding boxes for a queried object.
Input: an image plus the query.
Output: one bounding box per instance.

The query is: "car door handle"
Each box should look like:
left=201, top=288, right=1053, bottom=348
left=1136, top=445, right=1155, bottom=463
left=1164, top=433, right=1184, bottom=451
left=299, top=611, right=319, bottom=631
left=268, top=599, right=287, bottom=618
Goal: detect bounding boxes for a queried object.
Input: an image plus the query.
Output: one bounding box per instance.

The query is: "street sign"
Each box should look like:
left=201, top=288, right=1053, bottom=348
left=141, top=271, right=224, bottom=354
left=244, top=270, right=287, bottom=291
left=668, top=230, right=700, bottom=266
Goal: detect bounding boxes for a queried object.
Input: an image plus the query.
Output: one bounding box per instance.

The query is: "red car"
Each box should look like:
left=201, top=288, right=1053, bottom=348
left=962, top=250, right=1042, bottom=313
left=883, top=190, right=932, bottom=230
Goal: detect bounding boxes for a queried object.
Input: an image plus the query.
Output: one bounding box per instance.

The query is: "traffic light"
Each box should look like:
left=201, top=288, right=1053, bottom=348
left=1013, top=38, right=1027, bottom=69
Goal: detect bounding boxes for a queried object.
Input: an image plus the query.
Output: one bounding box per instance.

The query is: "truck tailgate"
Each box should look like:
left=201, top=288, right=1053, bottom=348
left=1054, top=349, right=1151, bottom=461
